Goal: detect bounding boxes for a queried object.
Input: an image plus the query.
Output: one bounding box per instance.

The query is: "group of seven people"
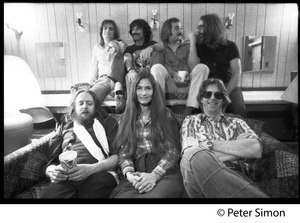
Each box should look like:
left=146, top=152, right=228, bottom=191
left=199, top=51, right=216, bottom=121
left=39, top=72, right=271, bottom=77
left=40, top=13, right=268, bottom=198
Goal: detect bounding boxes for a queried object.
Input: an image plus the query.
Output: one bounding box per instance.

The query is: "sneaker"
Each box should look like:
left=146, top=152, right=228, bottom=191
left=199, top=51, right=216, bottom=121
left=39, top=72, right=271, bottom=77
left=183, top=106, right=195, bottom=116
left=115, top=93, right=126, bottom=114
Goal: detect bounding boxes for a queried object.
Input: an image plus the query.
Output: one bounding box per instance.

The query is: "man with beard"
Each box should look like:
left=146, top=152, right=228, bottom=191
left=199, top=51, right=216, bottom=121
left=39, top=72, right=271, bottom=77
left=188, top=14, right=247, bottom=118
left=40, top=90, right=119, bottom=198
left=147, top=17, right=209, bottom=116
left=124, top=19, right=164, bottom=96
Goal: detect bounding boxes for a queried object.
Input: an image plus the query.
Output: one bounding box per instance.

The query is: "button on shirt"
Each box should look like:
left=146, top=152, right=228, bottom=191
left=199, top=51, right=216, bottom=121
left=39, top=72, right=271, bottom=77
left=120, top=113, right=177, bottom=178
left=180, top=113, right=261, bottom=153
left=161, top=40, right=190, bottom=76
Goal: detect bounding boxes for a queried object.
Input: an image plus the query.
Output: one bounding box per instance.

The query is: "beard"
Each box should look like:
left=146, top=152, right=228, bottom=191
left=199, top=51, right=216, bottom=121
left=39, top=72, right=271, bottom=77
left=74, top=111, right=96, bottom=126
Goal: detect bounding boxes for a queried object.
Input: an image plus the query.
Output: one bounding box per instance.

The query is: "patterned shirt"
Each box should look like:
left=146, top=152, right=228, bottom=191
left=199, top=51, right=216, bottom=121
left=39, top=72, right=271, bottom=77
left=120, top=111, right=179, bottom=177
left=180, top=113, right=260, bottom=154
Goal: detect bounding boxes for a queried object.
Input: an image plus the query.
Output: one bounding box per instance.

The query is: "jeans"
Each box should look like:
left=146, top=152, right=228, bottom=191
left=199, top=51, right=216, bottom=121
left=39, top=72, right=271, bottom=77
left=90, top=52, right=125, bottom=103
left=151, top=63, right=209, bottom=108
left=180, top=146, right=269, bottom=198
left=41, top=171, right=117, bottom=198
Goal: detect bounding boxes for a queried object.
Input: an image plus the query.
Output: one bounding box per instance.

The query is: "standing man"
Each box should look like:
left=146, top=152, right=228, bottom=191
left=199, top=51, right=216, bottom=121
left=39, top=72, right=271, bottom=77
left=189, top=13, right=247, bottom=118
left=180, top=78, right=268, bottom=198
left=124, top=19, right=164, bottom=95
left=149, top=17, right=209, bottom=116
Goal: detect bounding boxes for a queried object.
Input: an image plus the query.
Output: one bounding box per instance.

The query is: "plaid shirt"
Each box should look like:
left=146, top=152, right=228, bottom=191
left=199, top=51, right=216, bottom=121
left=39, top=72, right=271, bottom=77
left=120, top=113, right=178, bottom=178
left=181, top=113, right=261, bottom=153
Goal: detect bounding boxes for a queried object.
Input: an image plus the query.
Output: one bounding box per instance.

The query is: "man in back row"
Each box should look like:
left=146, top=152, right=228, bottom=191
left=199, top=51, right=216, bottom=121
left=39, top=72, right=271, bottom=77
left=124, top=19, right=163, bottom=96
left=148, top=17, right=209, bottom=116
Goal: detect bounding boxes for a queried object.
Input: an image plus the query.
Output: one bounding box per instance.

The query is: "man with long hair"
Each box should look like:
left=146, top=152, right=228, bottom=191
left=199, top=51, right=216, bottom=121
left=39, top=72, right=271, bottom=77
left=189, top=13, right=247, bottom=118
left=148, top=17, right=209, bottom=116
left=89, top=19, right=127, bottom=114
left=110, top=70, right=184, bottom=198
left=40, top=89, right=119, bottom=198
left=180, top=78, right=268, bottom=198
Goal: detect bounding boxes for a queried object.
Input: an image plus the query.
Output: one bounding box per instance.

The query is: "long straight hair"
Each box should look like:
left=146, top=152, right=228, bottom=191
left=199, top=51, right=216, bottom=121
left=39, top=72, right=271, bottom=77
left=200, top=14, right=227, bottom=48
left=160, top=17, right=180, bottom=43
left=99, top=19, right=120, bottom=47
left=114, top=70, right=181, bottom=164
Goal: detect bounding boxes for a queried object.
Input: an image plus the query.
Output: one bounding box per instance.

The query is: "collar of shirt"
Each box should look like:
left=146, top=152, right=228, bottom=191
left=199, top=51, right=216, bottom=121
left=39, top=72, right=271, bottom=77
left=200, top=113, right=229, bottom=125
left=163, top=39, right=189, bottom=49
left=137, top=114, right=151, bottom=127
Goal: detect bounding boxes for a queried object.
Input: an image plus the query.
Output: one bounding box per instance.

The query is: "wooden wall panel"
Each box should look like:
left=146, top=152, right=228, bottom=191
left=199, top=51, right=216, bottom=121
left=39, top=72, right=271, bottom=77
left=4, top=3, right=298, bottom=91
left=236, top=4, right=246, bottom=87
left=54, top=3, right=71, bottom=90
left=260, top=4, right=283, bottom=87
left=242, top=4, right=259, bottom=88
left=65, top=4, right=79, bottom=86
left=252, top=4, right=267, bottom=87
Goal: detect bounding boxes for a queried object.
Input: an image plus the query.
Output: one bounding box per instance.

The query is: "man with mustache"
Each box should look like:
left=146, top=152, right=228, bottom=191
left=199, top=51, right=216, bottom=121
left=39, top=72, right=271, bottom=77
left=124, top=19, right=164, bottom=96
left=146, top=17, right=209, bottom=116
left=40, top=90, right=119, bottom=198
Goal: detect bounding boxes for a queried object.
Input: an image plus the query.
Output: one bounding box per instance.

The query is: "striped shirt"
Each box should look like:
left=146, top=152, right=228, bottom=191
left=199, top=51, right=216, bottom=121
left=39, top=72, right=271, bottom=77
left=180, top=113, right=260, bottom=153
left=120, top=111, right=179, bottom=178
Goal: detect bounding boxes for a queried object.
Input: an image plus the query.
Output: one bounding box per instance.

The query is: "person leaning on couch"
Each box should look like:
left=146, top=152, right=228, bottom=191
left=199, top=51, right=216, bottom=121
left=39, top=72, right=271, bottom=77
left=40, top=89, right=119, bottom=198
left=180, top=78, right=269, bottom=198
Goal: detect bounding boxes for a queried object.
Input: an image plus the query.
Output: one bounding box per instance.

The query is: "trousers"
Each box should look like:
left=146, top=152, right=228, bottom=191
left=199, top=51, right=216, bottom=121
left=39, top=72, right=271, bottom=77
left=151, top=64, right=209, bottom=108
left=90, top=52, right=125, bottom=103
left=226, top=86, right=247, bottom=118
left=40, top=171, right=117, bottom=198
left=180, top=146, right=269, bottom=198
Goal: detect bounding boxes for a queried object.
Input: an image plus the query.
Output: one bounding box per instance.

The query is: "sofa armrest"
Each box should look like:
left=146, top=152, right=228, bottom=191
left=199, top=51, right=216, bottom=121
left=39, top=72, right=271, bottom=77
left=4, top=131, right=55, bottom=198
left=246, top=132, right=299, bottom=198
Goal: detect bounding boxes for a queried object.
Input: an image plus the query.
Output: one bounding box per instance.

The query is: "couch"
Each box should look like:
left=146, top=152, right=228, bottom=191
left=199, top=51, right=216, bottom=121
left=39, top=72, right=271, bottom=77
left=4, top=113, right=299, bottom=199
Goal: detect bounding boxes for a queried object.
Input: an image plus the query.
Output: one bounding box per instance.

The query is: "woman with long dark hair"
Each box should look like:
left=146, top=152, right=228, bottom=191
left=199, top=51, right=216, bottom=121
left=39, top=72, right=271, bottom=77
left=110, top=70, right=184, bottom=198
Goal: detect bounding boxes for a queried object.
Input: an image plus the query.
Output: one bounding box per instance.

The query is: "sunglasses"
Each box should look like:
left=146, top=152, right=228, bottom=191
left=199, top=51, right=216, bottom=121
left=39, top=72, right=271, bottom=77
left=202, top=91, right=224, bottom=100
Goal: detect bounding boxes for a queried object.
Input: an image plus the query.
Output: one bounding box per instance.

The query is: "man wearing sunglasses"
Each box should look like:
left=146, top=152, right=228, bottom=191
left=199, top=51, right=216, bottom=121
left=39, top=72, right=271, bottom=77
left=180, top=78, right=268, bottom=198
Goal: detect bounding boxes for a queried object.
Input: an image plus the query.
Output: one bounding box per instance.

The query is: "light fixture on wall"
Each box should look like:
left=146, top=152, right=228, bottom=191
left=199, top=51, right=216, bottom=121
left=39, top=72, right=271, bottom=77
left=76, top=12, right=88, bottom=32
left=150, top=9, right=159, bottom=30
left=225, top=12, right=235, bottom=30
left=5, top=22, right=23, bottom=38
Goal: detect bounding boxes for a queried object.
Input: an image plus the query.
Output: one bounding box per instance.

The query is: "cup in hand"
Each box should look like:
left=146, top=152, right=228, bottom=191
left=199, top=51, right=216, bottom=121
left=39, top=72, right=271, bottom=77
left=178, top=71, right=188, bottom=83
left=59, top=150, right=77, bottom=170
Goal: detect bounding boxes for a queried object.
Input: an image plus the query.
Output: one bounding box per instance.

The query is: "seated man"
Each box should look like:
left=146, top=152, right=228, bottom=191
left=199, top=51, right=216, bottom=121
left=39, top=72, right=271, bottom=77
left=124, top=19, right=162, bottom=96
left=180, top=78, right=268, bottom=198
left=89, top=19, right=127, bottom=114
left=144, top=17, right=209, bottom=116
left=40, top=89, right=119, bottom=198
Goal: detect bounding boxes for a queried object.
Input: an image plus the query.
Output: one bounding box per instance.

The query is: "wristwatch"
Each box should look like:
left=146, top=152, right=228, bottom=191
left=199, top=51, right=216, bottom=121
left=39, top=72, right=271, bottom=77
left=206, top=140, right=213, bottom=151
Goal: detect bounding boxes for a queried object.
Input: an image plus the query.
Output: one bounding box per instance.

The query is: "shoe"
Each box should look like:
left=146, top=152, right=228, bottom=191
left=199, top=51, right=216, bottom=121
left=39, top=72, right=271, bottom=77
left=115, top=93, right=126, bottom=114
left=183, top=106, right=195, bottom=116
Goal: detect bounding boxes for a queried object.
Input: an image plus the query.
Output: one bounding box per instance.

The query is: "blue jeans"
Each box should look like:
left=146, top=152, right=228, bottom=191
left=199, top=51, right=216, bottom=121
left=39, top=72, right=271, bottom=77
left=180, top=146, right=268, bottom=198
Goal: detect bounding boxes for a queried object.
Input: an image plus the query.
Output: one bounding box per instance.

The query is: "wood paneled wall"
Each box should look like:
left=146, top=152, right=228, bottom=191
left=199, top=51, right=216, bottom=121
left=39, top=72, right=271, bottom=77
left=4, top=3, right=298, bottom=91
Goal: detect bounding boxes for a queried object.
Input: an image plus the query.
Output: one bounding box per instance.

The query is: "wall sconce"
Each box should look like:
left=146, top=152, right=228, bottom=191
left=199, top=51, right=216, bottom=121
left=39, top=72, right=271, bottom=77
left=5, top=22, right=23, bottom=38
left=76, top=12, right=88, bottom=32
left=225, top=12, right=235, bottom=30
left=150, top=9, right=159, bottom=30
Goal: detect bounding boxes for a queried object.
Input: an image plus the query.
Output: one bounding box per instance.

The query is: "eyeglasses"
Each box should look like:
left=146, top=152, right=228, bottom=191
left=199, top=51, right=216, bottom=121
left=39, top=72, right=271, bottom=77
left=202, top=91, right=224, bottom=100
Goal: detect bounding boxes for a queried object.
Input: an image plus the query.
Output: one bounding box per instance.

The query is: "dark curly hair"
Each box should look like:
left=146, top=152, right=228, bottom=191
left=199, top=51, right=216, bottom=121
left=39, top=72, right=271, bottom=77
left=129, top=19, right=152, bottom=43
